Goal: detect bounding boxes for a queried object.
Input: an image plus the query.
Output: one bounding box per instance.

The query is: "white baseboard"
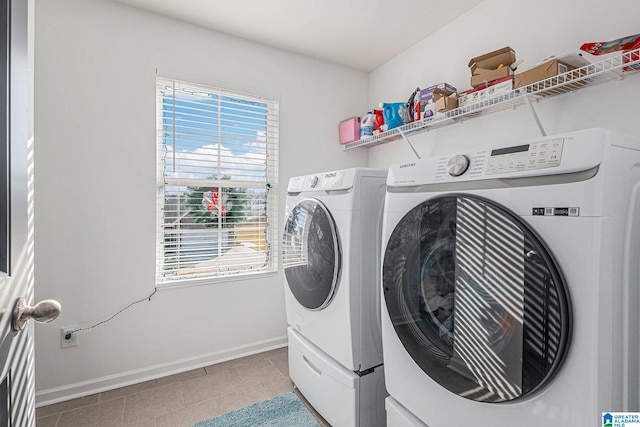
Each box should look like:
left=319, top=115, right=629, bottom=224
left=35, top=335, right=288, bottom=407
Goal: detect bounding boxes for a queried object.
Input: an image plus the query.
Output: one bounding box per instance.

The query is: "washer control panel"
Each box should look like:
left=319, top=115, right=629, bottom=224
left=433, top=138, right=564, bottom=181
left=391, top=130, right=608, bottom=189
left=435, top=151, right=488, bottom=181
left=486, top=138, right=564, bottom=175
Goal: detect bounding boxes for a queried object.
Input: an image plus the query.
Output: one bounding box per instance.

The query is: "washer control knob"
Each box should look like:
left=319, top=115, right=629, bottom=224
left=309, top=175, right=319, bottom=188
left=447, top=154, right=470, bottom=177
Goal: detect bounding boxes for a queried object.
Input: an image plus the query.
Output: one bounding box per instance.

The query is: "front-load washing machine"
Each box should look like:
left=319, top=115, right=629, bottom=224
left=381, top=128, right=640, bottom=426
left=283, top=167, right=388, bottom=427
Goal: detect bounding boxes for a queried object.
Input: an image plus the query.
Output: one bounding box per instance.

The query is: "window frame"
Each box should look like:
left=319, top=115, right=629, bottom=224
left=155, top=76, right=279, bottom=287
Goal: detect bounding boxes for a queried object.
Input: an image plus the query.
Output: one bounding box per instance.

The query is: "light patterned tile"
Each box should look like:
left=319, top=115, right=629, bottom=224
left=262, top=375, right=294, bottom=396
left=35, top=413, right=60, bottom=427
left=252, top=347, right=287, bottom=361
left=181, top=370, right=237, bottom=406
left=100, top=380, right=158, bottom=403
left=204, top=357, right=250, bottom=373
left=123, top=417, right=156, bottom=427
left=223, top=359, right=274, bottom=390
left=36, top=394, right=100, bottom=418
left=155, top=397, right=220, bottom=427
left=230, top=351, right=275, bottom=366
left=203, top=347, right=286, bottom=375
left=214, top=384, right=270, bottom=415
left=56, top=397, right=125, bottom=427
left=123, top=383, right=185, bottom=425
left=36, top=347, right=294, bottom=426
left=203, top=361, right=229, bottom=377
left=156, top=368, right=206, bottom=386
left=268, top=352, right=289, bottom=378
left=257, top=362, right=288, bottom=384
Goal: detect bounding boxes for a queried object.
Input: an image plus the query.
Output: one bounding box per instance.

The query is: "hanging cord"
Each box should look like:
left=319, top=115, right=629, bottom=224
left=65, top=288, right=158, bottom=339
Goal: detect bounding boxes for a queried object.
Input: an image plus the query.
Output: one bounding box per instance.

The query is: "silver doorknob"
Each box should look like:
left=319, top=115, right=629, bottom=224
left=12, top=297, right=62, bottom=331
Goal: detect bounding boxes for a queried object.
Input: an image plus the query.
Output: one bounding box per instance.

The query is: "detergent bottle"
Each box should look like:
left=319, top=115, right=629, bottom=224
left=374, top=108, right=385, bottom=133
left=382, top=102, right=406, bottom=130
left=360, top=112, right=375, bottom=138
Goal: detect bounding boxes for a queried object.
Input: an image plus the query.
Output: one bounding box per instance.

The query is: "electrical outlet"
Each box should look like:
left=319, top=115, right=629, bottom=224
left=61, top=327, right=79, bottom=349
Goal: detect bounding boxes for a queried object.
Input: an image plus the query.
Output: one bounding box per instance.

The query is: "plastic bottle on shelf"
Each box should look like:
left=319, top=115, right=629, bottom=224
left=374, top=108, right=385, bottom=133
left=360, top=112, right=375, bottom=138
left=407, top=87, right=421, bottom=122
left=413, top=89, right=422, bottom=122
left=382, top=102, right=406, bottom=130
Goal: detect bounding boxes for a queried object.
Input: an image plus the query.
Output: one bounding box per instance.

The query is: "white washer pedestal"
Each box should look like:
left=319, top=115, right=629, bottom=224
left=288, top=327, right=386, bottom=427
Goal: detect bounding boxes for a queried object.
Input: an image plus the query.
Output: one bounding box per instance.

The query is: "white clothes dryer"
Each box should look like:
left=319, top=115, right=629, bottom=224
left=381, top=128, right=640, bottom=427
left=283, top=167, right=388, bottom=427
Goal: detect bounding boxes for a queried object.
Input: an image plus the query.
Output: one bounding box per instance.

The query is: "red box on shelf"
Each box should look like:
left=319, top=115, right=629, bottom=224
left=580, top=33, right=640, bottom=72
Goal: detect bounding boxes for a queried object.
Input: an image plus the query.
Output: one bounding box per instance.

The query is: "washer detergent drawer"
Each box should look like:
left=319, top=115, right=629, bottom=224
left=288, top=327, right=386, bottom=427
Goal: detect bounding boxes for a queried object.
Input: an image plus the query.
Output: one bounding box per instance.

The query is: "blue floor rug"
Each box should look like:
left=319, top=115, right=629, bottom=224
left=191, top=391, right=321, bottom=427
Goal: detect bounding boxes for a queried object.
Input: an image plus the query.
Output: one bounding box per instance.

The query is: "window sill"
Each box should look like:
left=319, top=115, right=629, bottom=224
left=156, top=269, right=279, bottom=291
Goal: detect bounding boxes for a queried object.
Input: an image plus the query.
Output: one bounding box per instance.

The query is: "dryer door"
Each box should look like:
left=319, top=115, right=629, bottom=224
left=383, top=195, right=571, bottom=403
left=283, top=198, right=341, bottom=310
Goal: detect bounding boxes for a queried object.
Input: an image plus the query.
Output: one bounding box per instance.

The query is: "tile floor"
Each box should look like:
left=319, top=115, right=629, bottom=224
left=35, top=347, right=330, bottom=427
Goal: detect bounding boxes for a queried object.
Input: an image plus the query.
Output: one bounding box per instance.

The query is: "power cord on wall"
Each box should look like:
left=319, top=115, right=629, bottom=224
left=64, top=288, right=158, bottom=340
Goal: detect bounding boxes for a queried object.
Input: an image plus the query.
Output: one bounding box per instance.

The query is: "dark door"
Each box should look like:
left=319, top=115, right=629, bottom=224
left=383, top=194, right=571, bottom=402
left=282, top=198, right=341, bottom=310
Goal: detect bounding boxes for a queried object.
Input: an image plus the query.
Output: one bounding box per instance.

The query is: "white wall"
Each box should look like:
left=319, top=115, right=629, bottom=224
left=33, top=0, right=368, bottom=403
left=367, top=0, right=640, bottom=167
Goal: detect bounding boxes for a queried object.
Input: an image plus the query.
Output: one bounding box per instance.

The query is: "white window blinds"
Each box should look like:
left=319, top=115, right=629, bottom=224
left=156, top=77, right=279, bottom=284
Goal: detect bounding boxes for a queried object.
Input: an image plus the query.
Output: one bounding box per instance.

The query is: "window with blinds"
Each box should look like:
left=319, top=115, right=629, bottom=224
left=156, top=77, right=278, bottom=285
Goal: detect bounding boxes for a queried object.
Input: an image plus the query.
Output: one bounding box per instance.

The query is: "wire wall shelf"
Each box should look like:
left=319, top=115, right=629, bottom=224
left=343, top=48, right=640, bottom=150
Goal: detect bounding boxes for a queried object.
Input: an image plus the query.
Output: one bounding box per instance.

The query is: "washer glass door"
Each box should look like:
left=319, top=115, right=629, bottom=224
left=283, top=198, right=341, bottom=310
left=383, top=195, right=571, bottom=402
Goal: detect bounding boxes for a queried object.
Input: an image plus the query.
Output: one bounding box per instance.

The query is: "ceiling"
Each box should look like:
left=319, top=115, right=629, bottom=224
left=113, top=0, right=483, bottom=72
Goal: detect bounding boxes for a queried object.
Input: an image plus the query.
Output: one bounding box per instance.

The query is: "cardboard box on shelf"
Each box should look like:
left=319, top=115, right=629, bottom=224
left=514, top=58, right=577, bottom=89
left=419, top=83, right=457, bottom=120
left=513, top=52, right=591, bottom=90
left=419, top=83, right=456, bottom=103
left=458, top=76, right=513, bottom=107
left=433, top=88, right=458, bottom=112
left=339, top=116, right=360, bottom=144
left=469, top=46, right=516, bottom=87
